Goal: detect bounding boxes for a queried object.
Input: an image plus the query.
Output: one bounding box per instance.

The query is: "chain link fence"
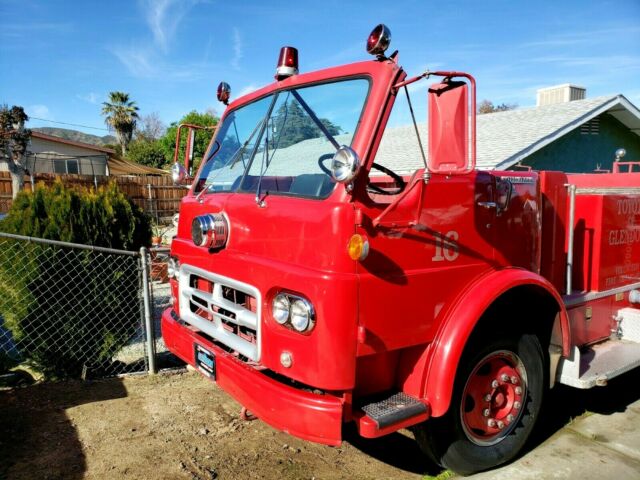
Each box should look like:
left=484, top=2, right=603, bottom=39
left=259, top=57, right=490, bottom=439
left=0, top=232, right=166, bottom=379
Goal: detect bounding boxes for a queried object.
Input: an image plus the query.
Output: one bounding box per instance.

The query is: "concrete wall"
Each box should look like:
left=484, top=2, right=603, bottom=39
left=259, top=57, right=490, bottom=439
left=520, top=113, right=640, bottom=173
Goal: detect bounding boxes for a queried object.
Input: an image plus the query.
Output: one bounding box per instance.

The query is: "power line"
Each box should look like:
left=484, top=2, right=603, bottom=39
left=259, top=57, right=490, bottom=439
left=29, top=117, right=110, bottom=132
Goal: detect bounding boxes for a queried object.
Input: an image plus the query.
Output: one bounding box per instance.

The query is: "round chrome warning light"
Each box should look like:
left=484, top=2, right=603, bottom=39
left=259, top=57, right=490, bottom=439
left=366, top=24, right=391, bottom=57
left=191, top=213, right=229, bottom=249
left=330, top=145, right=361, bottom=183
left=217, top=81, right=231, bottom=105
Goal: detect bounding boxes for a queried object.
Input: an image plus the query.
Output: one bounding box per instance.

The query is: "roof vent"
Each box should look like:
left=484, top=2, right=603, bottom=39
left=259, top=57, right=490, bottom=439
left=536, top=84, right=586, bottom=106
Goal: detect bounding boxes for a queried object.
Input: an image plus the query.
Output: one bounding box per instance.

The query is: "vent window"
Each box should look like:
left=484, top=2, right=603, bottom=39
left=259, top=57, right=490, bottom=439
left=581, top=117, right=600, bottom=135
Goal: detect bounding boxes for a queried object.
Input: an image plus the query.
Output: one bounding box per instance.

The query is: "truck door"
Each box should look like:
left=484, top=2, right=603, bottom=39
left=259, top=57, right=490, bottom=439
left=355, top=168, right=496, bottom=357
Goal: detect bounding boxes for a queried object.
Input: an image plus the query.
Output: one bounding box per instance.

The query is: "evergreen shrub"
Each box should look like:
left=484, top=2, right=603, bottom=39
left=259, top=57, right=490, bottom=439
left=0, top=180, right=151, bottom=377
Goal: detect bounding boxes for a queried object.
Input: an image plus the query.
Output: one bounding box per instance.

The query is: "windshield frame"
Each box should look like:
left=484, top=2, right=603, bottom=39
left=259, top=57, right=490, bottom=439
left=196, top=74, right=372, bottom=201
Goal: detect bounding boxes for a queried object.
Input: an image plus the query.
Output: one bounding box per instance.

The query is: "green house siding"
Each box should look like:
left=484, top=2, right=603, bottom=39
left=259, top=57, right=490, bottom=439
left=518, top=113, right=640, bottom=173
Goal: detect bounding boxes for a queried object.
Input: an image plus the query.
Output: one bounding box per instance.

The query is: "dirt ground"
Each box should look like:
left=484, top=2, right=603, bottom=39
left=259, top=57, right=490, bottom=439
left=2, top=367, right=639, bottom=480
left=0, top=370, right=430, bottom=480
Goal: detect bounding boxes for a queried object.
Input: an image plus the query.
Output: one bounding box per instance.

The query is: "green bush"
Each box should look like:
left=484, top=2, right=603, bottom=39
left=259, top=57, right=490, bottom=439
left=126, top=139, right=168, bottom=169
left=0, top=181, right=152, bottom=378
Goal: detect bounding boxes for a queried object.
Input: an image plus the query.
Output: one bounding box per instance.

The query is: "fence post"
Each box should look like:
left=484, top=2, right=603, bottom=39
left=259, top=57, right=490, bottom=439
left=140, top=247, right=157, bottom=374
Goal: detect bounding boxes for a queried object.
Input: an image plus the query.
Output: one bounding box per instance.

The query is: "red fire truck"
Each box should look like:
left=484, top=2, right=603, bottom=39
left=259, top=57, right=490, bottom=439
left=162, top=25, right=640, bottom=474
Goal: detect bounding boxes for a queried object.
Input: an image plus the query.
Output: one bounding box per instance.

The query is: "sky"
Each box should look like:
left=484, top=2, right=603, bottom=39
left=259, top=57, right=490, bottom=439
left=1, top=0, right=639, bottom=136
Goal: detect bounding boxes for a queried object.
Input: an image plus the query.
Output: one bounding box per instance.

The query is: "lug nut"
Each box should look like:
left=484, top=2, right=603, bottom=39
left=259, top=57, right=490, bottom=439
left=513, top=401, right=521, bottom=410
left=497, top=420, right=505, bottom=429
left=506, top=414, right=514, bottom=423
left=500, top=374, right=509, bottom=382
left=511, top=376, right=519, bottom=384
left=483, top=408, right=490, bottom=417
left=515, top=386, right=523, bottom=395
left=488, top=419, right=496, bottom=428
left=491, top=380, right=499, bottom=388
left=484, top=394, right=492, bottom=402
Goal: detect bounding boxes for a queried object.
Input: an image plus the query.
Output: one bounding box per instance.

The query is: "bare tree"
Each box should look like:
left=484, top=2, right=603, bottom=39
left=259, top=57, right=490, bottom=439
left=136, top=112, right=166, bottom=141
left=0, top=105, right=32, bottom=199
left=478, top=100, right=518, bottom=114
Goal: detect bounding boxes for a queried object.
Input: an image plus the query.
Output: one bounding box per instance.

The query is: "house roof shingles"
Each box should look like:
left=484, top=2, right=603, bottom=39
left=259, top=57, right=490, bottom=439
left=375, top=94, right=640, bottom=173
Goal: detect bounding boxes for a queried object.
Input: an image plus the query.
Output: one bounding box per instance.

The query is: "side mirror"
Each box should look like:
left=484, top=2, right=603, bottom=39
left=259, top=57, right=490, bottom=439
left=171, top=162, right=187, bottom=184
left=427, top=74, right=476, bottom=175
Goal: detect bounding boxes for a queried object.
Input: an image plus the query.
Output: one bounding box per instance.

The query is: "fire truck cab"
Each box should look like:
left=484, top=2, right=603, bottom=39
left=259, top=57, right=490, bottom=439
left=162, top=25, right=640, bottom=475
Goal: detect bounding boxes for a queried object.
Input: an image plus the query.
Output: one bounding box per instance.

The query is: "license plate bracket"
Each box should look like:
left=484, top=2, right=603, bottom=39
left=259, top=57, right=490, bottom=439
left=194, top=344, right=216, bottom=379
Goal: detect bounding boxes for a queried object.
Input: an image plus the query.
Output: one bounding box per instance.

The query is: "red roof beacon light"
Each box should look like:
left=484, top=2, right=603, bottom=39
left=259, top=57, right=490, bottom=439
left=366, top=24, right=391, bottom=58
left=217, top=82, right=231, bottom=105
left=275, top=46, right=299, bottom=81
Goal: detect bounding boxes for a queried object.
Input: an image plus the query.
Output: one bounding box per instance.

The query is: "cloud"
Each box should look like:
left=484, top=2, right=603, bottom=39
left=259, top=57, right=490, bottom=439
left=140, top=0, right=201, bottom=52
left=237, top=84, right=259, bottom=98
left=111, top=45, right=157, bottom=78
left=231, top=28, right=243, bottom=70
left=0, top=22, right=72, bottom=36
left=26, top=104, right=52, bottom=119
left=77, top=92, right=101, bottom=104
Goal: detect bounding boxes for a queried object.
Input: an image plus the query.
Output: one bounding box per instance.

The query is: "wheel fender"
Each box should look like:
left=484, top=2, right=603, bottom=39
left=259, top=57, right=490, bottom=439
left=424, top=268, right=569, bottom=417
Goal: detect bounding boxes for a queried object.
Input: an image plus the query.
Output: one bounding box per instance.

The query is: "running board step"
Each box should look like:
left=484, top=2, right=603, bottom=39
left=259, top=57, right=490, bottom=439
left=558, top=340, right=640, bottom=388
left=361, top=392, right=427, bottom=429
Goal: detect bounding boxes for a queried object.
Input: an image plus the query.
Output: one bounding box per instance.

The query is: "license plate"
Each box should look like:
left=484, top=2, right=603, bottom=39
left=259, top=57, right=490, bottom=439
left=195, top=344, right=216, bottom=379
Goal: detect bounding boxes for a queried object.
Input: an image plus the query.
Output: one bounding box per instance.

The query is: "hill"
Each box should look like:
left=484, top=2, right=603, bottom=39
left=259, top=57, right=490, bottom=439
left=32, top=127, right=116, bottom=146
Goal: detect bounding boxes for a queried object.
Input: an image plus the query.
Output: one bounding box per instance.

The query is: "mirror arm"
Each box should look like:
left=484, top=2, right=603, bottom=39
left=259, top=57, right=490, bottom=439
left=393, top=70, right=432, bottom=91
left=372, top=169, right=426, bottom=228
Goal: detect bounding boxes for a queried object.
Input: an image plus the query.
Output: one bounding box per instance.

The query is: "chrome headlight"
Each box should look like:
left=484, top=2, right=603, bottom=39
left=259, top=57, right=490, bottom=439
left=167, top=257, right=179, bottom=279
left=271, top=293, right=315, bottom=333
left=272, top=293, right=290, bottom=325
left=290, top=298, right=314, bottom=332
left=330, top=145, right=361, bottom=183
left=192, top=213, right=228, bottom=249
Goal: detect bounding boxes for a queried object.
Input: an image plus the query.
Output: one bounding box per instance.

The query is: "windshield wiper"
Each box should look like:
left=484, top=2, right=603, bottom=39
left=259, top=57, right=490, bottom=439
left=291, top=90, right=340, bottom=150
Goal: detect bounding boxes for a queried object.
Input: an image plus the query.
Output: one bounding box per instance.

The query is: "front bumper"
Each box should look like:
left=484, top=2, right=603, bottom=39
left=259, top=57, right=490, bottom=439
left=161, top=308, right=344, bottom=445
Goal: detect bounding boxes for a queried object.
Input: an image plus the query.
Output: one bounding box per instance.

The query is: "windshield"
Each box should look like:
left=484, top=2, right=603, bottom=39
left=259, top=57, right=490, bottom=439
left=195, top=78, right=370, bottom=199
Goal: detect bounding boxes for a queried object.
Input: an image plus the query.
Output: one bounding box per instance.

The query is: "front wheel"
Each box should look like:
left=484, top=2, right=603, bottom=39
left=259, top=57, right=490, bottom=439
left=414, top=333, right=545, bottom=475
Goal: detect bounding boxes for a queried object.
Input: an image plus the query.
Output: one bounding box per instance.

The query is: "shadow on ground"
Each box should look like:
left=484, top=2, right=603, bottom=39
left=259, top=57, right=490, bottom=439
left=344, top=424, right=442, bottom=476
left=0, top=378, right=128, bottom=480
left=344, top=367, right=640, bottom=477
left=531, top=366, right=640, bottom=448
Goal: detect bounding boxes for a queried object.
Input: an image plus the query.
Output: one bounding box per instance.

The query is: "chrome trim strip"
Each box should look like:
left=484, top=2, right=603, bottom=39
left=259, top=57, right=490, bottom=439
left=563, top=281, right=640, bottom=307
left=576, top=187, right=640, bottom=195
left=178, top=264, right=261, bottom=361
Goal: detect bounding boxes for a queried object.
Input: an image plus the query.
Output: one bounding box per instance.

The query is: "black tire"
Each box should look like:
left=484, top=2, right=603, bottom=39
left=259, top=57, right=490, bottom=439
left=414, top=333, right=546, bottom=475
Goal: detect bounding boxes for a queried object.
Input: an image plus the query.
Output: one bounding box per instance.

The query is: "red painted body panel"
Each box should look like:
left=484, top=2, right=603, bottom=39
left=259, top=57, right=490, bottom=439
left=539, top=171, right=569, bottom=293
left=162, top=310, right=343, bottom=445
left=573, top=194, right=640, bottom=292
left=568, top=296, right=616, bottom=346
left=356, top=172, right=496, bottom=356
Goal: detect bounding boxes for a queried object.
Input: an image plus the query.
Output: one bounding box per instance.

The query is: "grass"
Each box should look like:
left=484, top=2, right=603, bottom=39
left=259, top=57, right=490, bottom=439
left=423, top=470, right=456, bottom=480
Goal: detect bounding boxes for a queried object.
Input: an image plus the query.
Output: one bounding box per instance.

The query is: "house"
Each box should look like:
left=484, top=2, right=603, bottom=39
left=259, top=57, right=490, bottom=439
left=0, top=131, right=167, bottom=176
left=25, top=131, right=113, bottom=176
left=375, top=85, right=640, bottom=174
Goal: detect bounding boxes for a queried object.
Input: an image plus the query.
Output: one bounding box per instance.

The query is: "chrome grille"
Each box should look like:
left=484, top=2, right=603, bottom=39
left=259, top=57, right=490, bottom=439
left=178, top=264, right=261, bottom=361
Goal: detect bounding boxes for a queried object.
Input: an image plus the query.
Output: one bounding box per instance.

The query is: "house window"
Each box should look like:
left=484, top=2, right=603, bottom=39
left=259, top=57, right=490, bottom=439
left=53, top=158, right=80, bottom=174
left=66, top=159, right=79, bottom=174
left=53, top=159, right=67, bottom=174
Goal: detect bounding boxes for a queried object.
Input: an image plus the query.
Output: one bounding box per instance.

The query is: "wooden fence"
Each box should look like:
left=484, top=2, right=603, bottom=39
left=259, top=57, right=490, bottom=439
left=0, top=172, right=186, bottom=221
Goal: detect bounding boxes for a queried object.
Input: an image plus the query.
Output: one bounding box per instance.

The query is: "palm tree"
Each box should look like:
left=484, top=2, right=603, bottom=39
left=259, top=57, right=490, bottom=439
left=101, top=92, right=139, bottom=156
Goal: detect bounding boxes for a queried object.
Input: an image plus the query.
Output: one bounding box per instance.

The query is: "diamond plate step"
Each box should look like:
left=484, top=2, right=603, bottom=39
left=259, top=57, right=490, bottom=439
left=360, top=392, right=427, bottom=429
left=558, top=340, right=640, bottom=388
left=618, top=307, right=640, bottom=343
